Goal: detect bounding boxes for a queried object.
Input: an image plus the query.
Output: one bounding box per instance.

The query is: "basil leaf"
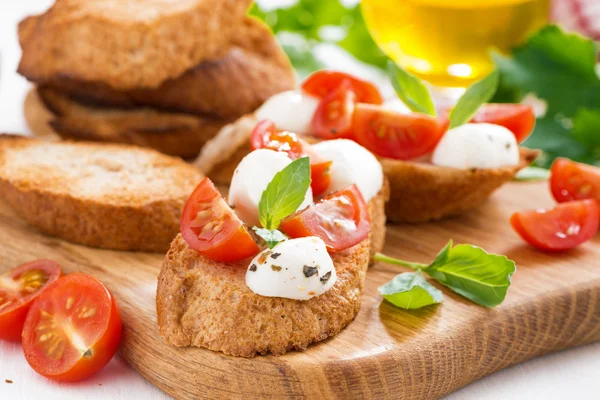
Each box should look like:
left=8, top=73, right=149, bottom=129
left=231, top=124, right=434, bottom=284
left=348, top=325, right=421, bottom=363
left=388, top=61, right=436, bottom=116
left=424, top=241, right=516, bottom=308
left=258, top=157, right=311, bottom=230
left=514, top=166, right=550, bottom=182
left=253, top=227, right=287, bottom=249
left=449, top=69, right=500, bottom=129
left=379, top=271, right=443, bottom=309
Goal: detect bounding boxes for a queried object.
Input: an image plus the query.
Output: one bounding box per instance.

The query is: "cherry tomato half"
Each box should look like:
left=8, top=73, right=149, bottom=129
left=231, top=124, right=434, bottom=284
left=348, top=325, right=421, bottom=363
left=352, top=103, right=446, bottom=160
left=550, top=158, right=600, bottom=206
left=302, top=70, right=383, bottom=104
left=0, top=260, right=62, bottom=341
left=280, top=184, right=370, bottom=252
left=250, top=119, right=305, bottom=160
left=310, top=160, right=332, bottom=197
left=510, top=199, right=599, bottom=251
left=311, top=81, right=357, bottom=140
left=22, top=273, right=122, bottom=382
left=181, top=178, right=259, bottom=262
left=472, top=104, right=536, bottom=143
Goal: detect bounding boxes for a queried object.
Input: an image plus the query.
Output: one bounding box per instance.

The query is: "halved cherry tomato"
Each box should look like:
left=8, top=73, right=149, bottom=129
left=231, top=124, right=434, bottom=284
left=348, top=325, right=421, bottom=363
left=310, top=160, right=332, bottom=197
left=510, top=199, right=599, bottom=251
left=352, top=103, right=446, bottom=160
left=472, top=104, right=536, bottom=143
left=280, top=184, right=370, bottom=252
left=181, top=178, right=259, bottom=262
left=22, top=273, right=122, bottom=382
left=250, top=119, right=305, bottom=160
left=311, top=81, right=357, bottom=140
left=302, top=70, right=383, bottom=104
left=0, top=260, right=62, bottom=341
left=550, top=158, right=600, bottom=206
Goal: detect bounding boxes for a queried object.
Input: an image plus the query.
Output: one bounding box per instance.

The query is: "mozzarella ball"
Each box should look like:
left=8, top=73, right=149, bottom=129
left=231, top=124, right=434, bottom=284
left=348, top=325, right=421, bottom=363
left=256, top=90, right=320, bottom=134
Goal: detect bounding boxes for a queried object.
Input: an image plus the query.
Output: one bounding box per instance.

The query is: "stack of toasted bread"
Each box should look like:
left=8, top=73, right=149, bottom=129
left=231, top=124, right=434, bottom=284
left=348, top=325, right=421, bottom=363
left=19, top=0, right=296, bottom=158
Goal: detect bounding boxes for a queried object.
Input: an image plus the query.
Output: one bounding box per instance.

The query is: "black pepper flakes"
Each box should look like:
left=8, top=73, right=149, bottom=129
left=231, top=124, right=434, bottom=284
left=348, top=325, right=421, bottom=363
left=505, top=143, right=511, bottom=149
left=271, top=265, right=282, bottom=272
left=5, top=380, right=12, bottom=384
left=270, top=253, right=281, bottom=259
left=258, top=251, right=273, bottom=264
left=249, top=264, right=258, bottom=272
left=303, top=265, right=318, bottom=278
left=320, top=271, right=332, bottom=284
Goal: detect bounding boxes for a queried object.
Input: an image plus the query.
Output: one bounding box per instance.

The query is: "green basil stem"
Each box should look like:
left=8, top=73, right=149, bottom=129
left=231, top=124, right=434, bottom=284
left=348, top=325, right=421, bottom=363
left=373, top=253, right=428, bottom=270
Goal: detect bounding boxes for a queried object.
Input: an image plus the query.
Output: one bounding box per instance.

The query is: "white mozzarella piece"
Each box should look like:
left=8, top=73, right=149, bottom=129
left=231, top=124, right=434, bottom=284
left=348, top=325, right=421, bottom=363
left=432, top=123, right=520, bottom=169
left=311, top=139, right=383, bottom=201
left=228, top=149, right=313, bottom=227
left=245, top=237, right=337, bottom=300
left=255, top=90, right=320, bottom=134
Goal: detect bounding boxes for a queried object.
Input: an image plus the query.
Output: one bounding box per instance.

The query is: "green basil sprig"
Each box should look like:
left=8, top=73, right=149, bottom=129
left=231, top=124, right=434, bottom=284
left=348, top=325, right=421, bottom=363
left=253, top=227, right=288, bottom=249
left=375, top=240, right=516, bottom=309
left=388, top=61, right=436, bottom=116
left=378, top=270, right=443, bottom=309
left=449, top=70, right=500, bottom=129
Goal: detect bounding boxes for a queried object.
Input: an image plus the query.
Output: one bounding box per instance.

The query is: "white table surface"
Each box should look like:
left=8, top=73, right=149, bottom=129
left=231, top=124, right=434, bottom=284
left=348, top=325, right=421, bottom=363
left=1, top=1, right=599, bottom=399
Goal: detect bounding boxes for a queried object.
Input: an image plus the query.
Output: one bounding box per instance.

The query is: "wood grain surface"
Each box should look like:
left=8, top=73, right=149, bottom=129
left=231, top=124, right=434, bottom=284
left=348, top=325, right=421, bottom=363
left=1, top=181, right=599, bottom=400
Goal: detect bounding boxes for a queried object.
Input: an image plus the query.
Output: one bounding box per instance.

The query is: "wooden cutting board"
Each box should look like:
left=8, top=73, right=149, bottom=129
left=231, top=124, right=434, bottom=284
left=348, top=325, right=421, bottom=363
left=1, top=181, right=599, bottom=400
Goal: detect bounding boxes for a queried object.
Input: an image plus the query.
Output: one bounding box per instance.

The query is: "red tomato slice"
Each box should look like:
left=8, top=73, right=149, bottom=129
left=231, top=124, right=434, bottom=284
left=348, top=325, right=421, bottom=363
left=0, top=260, right=62, bottom=341
left=250, top=119, right=305, bottom=160
left=22, top=273, right=122, bottom=382
left=280, top=184, right=370, bottom=252
left=471, top=104, right=536, bottom=143
left=311, top=81, right=357, bottom=140
left=550, top=158, right=600, bottom=205
left=510, top=200, right=599, bottom=251
left=310, top=160, right=332, bottom=197
left=352, top=103, right=446, bottom=160
left=302, top=70, right=383, bottom=104
left=181, top=178, right=259, bottom=262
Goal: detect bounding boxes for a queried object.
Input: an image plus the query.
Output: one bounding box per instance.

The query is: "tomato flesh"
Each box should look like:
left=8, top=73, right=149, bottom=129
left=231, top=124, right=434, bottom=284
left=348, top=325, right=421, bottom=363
left=550, top=158, right=600, bottom=207
left=0, top=260, right=62, bottom=341
left=302, top=70, right=383, bottom=104
left=250, top=119, right=305, bottom=160
left=22, top=273, right=122, bottom=382
left=352, top=103, right=446, bottom=160
left=181, top=178, right=259, bottom=262
left=310, top=160, right=332, bottom=197
left=311, top=81, right=357, bottom=140
left=280, top=184, right=370, bottom=252
left=510, top=199, right=599, bottom=251
left=472, top=104, right=536, bottom=143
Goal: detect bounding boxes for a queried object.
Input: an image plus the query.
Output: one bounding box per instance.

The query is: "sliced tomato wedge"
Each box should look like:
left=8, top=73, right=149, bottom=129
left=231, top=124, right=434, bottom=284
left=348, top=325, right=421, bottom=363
left=302, top=70, right=383, bottom=104
left=311, top=81, right=357, bottom=140
left=310, top=160, right=332, bottom=197
left=280, top=184, right=370, bottom=252
left=22, top=273, right=122, bottom=382
left=471, top=104, right=536, bottom=143
left=352, top=103, right=446, bottom=160
left=550, top=158, right=600, bottom=206
left=0, top=260, right=62, bottom=341
left=250, top=119, right=305, bottom=160
left=510, top=200, right=599, bottom=251
left=181, top=178, right=259, bottom=262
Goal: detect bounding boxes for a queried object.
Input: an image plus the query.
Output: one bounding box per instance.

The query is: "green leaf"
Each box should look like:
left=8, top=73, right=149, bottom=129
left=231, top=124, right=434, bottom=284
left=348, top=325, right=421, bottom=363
left=253, top=227, right=288, bottom=249
left=258, top=157, right=311, bottom=230
left=449, top=70, right=500, bottom=129
left=379, top=271, right=443, bottom=310
left=425, top=241, right=516, bottom=308
left=514, top=166, right=550, bottom=182
left=388, top=61, right=436, bottom=116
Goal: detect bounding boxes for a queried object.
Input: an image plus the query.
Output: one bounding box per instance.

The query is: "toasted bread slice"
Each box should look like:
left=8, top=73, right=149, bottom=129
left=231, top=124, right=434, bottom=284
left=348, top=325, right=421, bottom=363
left=39, top=18, right=296, bottom=120
left=157, top=234, right=370, bottom=357
left=195, top=115, right=539, bottom=223
left=28, top=87, right=227, bottom=159
left=0, top=136, right=202, bottom=251
left=17, top=0, right=252, bottom=90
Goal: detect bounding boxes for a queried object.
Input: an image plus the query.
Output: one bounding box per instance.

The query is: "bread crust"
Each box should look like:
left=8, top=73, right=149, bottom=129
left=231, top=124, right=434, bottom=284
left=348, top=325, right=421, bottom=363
left=0, top=136, right=202, bottom=251
left=17, top=0, right=253, bottom=90
left=30, top=87, right=226, bottom=159
left=157, top=234, right=370, bottom=357
left=36, top=18, right=295, bottom=120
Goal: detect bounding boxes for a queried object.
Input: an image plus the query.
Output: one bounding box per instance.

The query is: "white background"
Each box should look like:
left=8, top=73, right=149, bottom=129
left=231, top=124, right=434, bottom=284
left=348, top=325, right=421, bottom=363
left=1, top=1, right=599, bottom=399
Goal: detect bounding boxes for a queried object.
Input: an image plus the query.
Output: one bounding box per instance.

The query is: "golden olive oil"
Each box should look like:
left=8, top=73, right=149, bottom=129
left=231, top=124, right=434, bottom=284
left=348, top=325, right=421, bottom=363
left=362, top=0, right=550, bottom=87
